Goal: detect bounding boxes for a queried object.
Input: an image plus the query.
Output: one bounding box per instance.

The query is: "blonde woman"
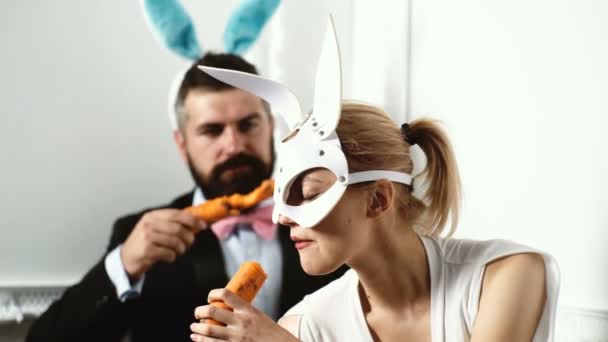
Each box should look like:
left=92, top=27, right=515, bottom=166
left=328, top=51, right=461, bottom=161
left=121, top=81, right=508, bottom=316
left=189, top=18, right=559, bottom=342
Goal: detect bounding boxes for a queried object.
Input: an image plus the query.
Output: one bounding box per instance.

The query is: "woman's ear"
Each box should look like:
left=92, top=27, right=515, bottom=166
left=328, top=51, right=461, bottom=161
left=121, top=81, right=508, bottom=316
left=366, top=180, right=395, bottom=219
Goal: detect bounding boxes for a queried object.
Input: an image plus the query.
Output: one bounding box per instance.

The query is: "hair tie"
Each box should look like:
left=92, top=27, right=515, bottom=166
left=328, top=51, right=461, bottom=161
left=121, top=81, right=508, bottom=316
left=401, top=123, right=417, bottom=146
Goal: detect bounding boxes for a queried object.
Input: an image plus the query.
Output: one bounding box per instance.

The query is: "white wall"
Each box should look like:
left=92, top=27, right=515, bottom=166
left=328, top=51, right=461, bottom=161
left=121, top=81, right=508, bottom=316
left=409, top=0, right=608, bottom=314
left=260, top=0, right=354, bottom=116
left=0, top=0, right=243, bottom=286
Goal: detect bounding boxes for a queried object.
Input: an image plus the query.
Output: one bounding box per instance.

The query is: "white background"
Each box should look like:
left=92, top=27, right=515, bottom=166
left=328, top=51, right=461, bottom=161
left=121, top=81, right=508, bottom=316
left=409, top=0, right=608, bottom=312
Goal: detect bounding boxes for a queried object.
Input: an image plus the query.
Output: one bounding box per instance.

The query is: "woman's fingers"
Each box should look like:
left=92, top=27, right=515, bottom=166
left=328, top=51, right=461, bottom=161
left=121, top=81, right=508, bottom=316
left=190, top=331, right=228, bottom=342
left=207, top=288, right=249, bottom=311
left=190, top=321, right=230, bottom=341
left=192, top=294, right=298, bottom=342
left=194, top=304, right=236, bottom=326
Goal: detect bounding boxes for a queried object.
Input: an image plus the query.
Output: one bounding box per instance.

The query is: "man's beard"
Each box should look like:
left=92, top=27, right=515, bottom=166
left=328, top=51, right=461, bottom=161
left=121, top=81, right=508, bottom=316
left=187, top=148, right=274, bottom=199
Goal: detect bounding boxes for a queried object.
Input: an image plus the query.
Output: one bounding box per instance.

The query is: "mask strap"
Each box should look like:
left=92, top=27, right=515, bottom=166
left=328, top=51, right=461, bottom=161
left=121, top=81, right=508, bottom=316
left=348, top=170, right=412, bottom=186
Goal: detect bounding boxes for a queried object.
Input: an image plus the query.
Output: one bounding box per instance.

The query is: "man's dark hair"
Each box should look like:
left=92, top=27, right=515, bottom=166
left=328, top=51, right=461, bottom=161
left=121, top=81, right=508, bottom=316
left=174, top=52, right=267, bottom=130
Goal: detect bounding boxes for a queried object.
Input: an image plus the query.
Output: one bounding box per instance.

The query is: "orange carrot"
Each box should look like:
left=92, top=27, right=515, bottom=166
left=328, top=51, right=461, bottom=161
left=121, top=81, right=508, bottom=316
left=227, top=179, right=274, bottom=209
left=185, top=180, right=274, bottom=223
left=184, top=198, right=239, bottom=223
left=206, top=261, right=267, bottom=326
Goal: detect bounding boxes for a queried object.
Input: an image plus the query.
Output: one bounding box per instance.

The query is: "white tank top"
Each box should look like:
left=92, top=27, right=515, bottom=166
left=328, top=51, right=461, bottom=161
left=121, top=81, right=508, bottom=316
left=284, top=236, right=560, bottom=342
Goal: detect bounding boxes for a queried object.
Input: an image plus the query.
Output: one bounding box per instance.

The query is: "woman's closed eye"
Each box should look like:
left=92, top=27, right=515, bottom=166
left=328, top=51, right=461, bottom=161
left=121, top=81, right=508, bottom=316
left=286, top=168, right=336, bottom=206
left=303, top=192, right=321, bottom=202
left=302, top=186, right=326, bottom=202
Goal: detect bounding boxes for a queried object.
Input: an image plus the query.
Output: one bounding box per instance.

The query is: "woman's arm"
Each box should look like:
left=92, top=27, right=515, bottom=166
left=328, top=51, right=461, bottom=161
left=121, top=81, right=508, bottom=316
left=470, top=253, right=547, bottom=342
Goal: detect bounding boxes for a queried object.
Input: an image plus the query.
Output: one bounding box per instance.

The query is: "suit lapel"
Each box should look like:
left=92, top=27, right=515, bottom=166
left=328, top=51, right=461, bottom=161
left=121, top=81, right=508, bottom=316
left=173, top=190, right=229, bottom=295
left=277, top=225, right=303, bottom=313
left=190, top=229, right=229, bottom=294
left=169, top=191, right=195, bottom=209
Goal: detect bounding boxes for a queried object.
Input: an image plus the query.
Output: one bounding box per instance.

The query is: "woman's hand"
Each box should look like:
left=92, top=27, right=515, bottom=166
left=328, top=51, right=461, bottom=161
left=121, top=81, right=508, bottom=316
left=190, top=288, right=300, bottom=342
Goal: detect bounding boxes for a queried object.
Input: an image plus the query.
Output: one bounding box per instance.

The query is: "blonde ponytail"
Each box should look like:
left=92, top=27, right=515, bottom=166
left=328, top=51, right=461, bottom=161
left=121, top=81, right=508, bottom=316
left=406, top=119, right=461, bottom=237
left=337, top=102, right=462, bottom=237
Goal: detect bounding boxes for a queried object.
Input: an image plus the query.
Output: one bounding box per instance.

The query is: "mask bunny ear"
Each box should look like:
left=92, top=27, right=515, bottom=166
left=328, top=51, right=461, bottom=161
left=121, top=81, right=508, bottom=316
left=199, top=66, right=303, bottom=128
left=224, top=0, right=281, bottom=54
left=310, top=16, right=342, bottom=140
left=140, top=0, right=202, bottom=61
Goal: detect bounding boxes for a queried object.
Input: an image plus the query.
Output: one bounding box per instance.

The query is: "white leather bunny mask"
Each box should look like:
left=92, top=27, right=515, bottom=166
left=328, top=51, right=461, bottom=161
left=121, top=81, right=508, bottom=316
left=200, top=17, right=412, bottom=228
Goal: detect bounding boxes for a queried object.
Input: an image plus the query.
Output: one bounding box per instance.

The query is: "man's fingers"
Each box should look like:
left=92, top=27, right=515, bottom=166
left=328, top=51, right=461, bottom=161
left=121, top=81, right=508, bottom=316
left=145, top=208, right=182, bottom=221
left=151, top=219, right=184, bottom=235
left=179, top=228, right=196, bottom=247
left=144, top=230, right=187, bottom=254
left=150, top=221, right=196, bottom=248
left=161, top=222, right=196, bottom=248
left=171, top=210, right=207, bottom=232
left=148, top=244, right=178, bottom=263
left=152, top=211, right=207, bottom=236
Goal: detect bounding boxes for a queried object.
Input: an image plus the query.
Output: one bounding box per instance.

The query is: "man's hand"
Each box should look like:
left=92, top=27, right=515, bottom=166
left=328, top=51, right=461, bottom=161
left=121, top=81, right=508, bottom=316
left=121, top=209, right=207, bottom=280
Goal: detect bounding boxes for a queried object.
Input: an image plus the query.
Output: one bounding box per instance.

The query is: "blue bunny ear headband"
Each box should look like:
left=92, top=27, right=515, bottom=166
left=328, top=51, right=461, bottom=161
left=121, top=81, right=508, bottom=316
left=140, top=0, right=281, bottom=129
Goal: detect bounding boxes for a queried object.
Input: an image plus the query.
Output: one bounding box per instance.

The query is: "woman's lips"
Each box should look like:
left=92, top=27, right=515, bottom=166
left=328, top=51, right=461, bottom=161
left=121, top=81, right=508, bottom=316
left=291, top=236, right=314, bottom=250
left=295, top=241, right=313, bottom=250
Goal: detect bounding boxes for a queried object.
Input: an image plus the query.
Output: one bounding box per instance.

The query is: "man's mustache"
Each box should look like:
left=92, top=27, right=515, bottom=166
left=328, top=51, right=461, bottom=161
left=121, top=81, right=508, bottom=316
left=212, top=154, right=266, bottom=179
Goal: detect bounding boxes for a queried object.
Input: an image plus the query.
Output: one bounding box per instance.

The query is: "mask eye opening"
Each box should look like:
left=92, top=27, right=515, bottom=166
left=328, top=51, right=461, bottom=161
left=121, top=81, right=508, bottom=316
left=283, top=168, right=338, bottom=206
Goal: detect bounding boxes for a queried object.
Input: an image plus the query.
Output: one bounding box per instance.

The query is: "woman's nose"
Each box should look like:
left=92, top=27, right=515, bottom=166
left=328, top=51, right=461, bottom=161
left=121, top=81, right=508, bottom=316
left=278, top=214, right=296, bottom=227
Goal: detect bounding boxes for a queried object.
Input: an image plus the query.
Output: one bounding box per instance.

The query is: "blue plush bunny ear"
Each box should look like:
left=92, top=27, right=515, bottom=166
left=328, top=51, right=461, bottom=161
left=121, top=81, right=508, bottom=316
left=224, top=0, right=281, bottom=54
left=141, top=0, right=202, bottom=61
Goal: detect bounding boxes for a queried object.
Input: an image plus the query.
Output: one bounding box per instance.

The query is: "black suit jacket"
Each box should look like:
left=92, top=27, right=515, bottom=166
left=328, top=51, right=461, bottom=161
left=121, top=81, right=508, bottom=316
left=26, top=192, right=347, bottom=342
